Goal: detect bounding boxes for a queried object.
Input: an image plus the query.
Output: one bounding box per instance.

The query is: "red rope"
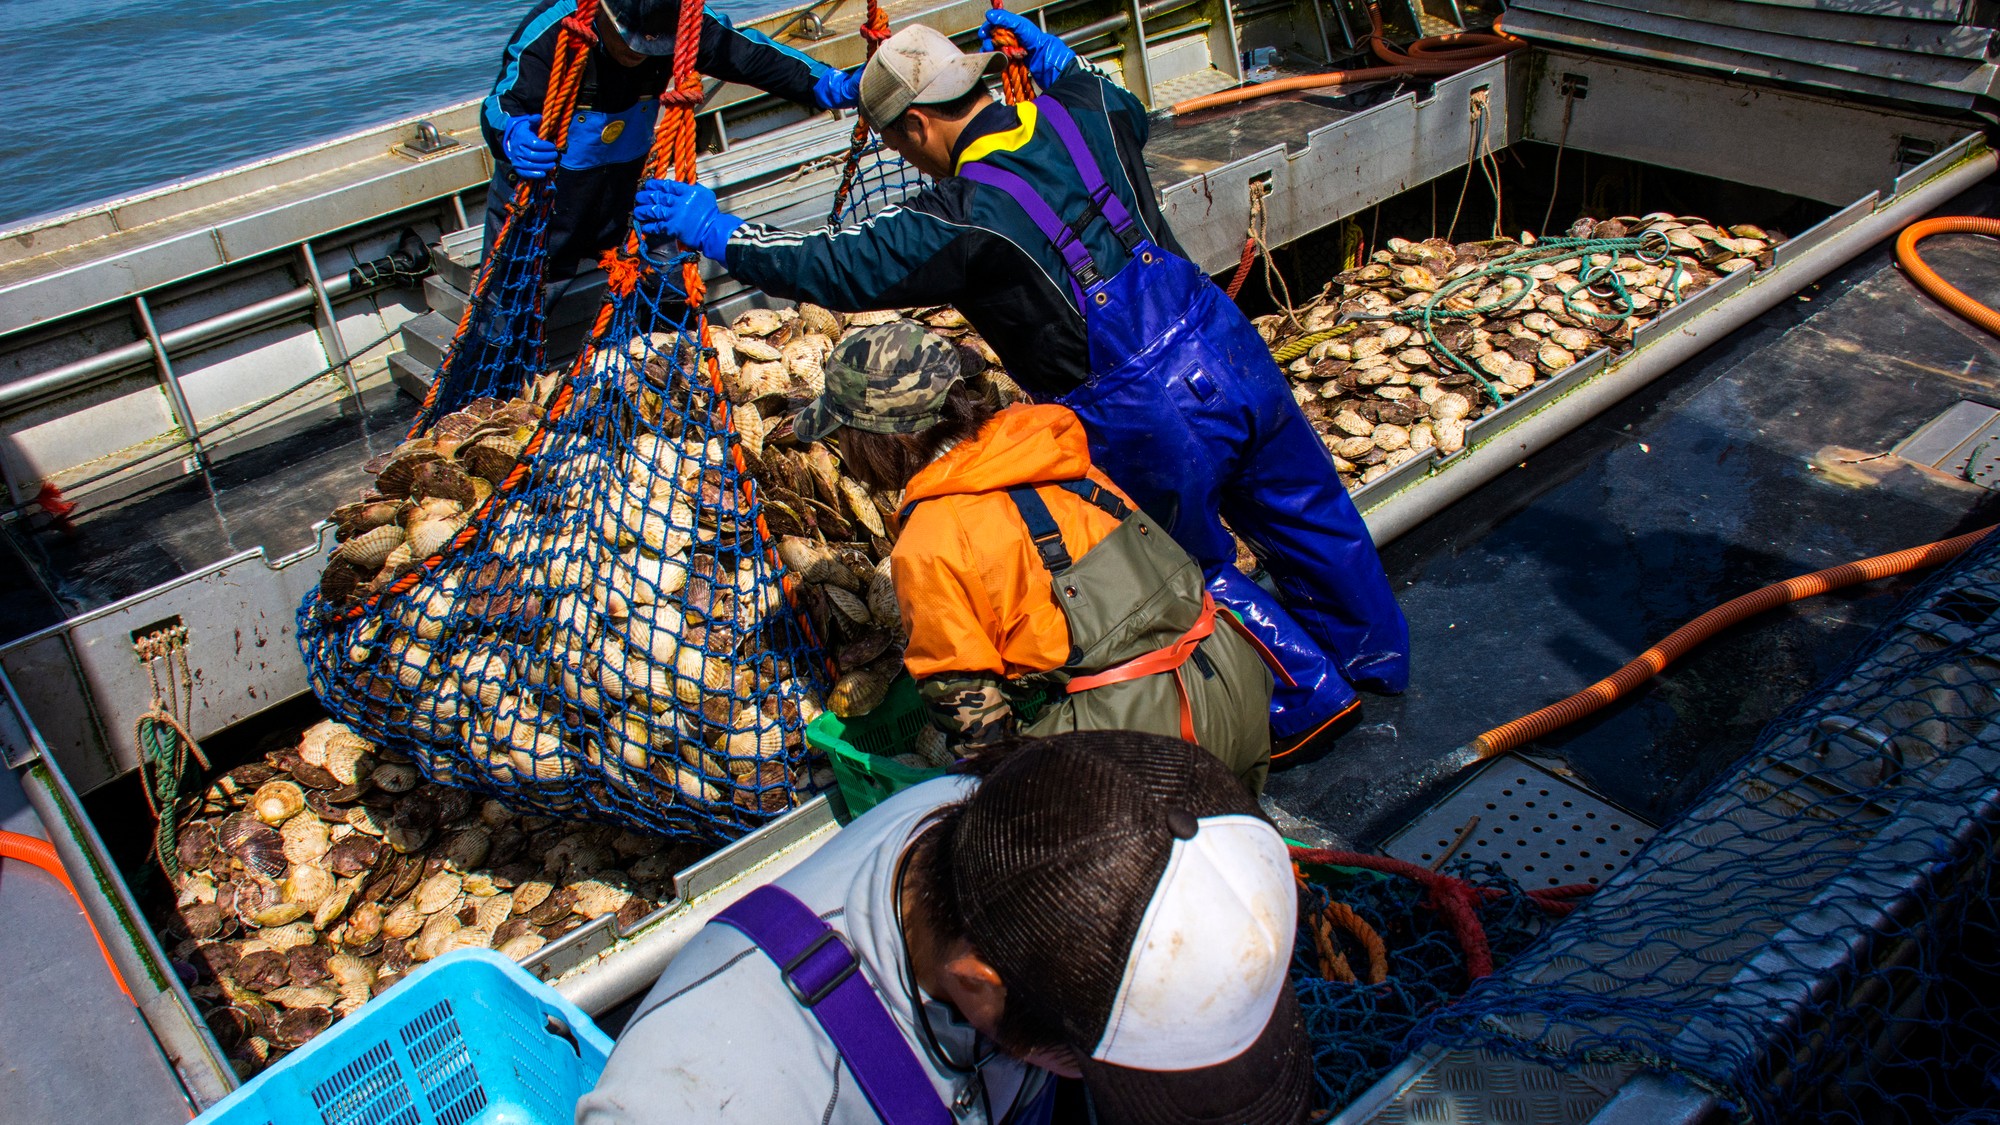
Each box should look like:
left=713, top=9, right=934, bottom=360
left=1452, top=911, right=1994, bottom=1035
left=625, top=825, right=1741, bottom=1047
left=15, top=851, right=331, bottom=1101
left=1289, top=847, right=1598, bottom=979
left=1223, top=235, right=1257, bottom=300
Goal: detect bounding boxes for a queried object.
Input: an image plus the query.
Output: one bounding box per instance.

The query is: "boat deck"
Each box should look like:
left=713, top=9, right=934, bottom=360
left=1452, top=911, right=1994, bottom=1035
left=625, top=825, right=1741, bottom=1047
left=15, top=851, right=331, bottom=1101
left=3, top=109, right=1999, bottom=1124
left=1266, top=176, right=2000, bottom=847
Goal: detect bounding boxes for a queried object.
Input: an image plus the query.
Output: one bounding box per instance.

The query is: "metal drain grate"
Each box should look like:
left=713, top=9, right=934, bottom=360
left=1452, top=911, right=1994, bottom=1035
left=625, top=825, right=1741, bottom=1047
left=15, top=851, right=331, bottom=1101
left=1381, top=757, right=1655, bottom=888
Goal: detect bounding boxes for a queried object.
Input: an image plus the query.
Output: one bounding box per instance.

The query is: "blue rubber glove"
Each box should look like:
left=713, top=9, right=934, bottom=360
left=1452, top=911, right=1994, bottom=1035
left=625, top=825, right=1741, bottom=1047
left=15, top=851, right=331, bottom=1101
left=633, top=179, right=744, bottom=261
left=981, top=9, right=1075, bottom=89
left=813, top=65, right=862, bottom=110
left=501, top=114, right=559, bottom=180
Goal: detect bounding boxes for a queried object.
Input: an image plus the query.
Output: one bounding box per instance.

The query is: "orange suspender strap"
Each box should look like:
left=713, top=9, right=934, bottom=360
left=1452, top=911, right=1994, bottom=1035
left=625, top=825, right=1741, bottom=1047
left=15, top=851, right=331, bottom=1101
left=1063, top=593, right=1219, bottom=743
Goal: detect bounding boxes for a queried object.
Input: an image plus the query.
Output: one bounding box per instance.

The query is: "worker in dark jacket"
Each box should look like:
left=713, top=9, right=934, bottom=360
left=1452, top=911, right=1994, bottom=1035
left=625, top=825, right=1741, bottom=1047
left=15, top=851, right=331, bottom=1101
left=630, top=18, right=1409, bottom=760
left=481, top=0, right=860, bottom=280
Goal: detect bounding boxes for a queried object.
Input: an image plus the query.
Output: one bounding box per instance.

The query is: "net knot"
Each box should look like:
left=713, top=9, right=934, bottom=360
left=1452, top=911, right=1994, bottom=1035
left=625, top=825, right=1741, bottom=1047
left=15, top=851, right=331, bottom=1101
left=602, top=248, right=645, bottom=297
left=559, top=0, right=599, bottom=43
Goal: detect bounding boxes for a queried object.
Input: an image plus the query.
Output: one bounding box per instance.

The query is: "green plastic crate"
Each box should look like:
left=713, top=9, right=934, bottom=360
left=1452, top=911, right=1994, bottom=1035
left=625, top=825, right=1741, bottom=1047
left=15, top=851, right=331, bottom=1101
left=807, top=674, right=944, bottom=818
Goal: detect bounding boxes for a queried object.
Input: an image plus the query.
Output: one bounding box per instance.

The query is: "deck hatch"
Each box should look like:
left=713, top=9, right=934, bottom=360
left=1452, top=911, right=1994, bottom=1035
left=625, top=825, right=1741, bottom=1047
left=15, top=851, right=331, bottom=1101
left=1381, top=757, right=1655, bottom=887
left=1896, top=399, right=2000, bottom=488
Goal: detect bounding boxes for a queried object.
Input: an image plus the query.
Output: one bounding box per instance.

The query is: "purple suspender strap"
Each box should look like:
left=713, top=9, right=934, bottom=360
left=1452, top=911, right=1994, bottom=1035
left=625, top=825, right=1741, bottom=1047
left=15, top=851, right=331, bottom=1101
left=1033, top=99, right=1140, bottom=241
left=956, top=96, right=1144, bottom=307
left=958, top=160, right=1093, bottom=309
left=713, top=884, right=955, bottom=1125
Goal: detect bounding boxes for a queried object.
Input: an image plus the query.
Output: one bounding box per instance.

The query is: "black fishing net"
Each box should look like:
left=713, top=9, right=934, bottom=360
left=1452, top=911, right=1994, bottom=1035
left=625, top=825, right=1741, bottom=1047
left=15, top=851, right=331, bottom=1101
left=1412, top=528, right=2000, bottom=1123
left=1289, top=856, right=1563, bottom=1112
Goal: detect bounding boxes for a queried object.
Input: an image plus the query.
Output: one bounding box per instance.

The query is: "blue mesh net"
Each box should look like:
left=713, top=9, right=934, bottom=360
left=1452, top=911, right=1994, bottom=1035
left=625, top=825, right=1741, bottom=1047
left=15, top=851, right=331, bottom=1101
left=827, top=133, right=927, bottom=227
left=1406, top=529, right=2000, bottom=1123
left=298, top=236, right=828, bottom=843
left=1290, top=858, right=1556, bottom=1112
left=413, top=190, right=556, bottom=433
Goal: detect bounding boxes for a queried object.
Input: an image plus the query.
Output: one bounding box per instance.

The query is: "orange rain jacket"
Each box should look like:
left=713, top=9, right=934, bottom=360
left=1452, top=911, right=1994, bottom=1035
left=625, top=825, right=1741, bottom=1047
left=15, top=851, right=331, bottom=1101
left=892, top=404, right=1132, bottom=681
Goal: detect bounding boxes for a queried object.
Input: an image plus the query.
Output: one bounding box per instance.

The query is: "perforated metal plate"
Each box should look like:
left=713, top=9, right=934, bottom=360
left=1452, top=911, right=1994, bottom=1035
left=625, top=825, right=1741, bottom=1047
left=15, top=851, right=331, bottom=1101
left=1381, top=756, right=1655, bottom=888
left=1329, top=1044, right=1634, bottom=1125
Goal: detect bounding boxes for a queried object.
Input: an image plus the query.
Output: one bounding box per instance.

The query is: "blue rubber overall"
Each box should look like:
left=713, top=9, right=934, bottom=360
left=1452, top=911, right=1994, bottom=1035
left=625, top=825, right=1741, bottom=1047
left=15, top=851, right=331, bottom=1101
left=959, top=98, right=1409, bottom=736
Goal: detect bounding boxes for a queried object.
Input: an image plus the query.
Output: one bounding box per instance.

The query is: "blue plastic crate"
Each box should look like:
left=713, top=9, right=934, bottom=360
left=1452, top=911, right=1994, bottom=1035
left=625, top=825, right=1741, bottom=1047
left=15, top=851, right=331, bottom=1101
left=196, top=949, right=614, bottom=1125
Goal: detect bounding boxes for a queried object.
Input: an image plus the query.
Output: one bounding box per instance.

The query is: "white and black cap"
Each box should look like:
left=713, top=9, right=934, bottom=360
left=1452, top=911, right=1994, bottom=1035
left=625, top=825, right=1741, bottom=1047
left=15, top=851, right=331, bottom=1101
left=945, top=731, right=1311, bottom=1125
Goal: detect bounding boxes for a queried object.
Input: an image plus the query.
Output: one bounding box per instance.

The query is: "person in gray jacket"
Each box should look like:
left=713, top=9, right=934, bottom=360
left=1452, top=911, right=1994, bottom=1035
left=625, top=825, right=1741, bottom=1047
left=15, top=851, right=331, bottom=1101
left=576, top=730, right=1314, bottom=1124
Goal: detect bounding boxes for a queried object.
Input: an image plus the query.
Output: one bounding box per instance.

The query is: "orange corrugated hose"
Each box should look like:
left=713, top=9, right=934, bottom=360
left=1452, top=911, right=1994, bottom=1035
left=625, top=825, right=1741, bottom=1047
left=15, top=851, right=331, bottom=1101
left=1896, top=217, right=2000, bottom=338
left=0, top=829, right=134, bottom=1000
left=1169, top=6, right=1522, bottom=115
left=1460, top=526, right=1996, bottom=764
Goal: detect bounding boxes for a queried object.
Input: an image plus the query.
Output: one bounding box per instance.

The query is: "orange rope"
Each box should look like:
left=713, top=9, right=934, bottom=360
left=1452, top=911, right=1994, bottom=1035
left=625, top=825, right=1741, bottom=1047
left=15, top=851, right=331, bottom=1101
left=987, top=0, right=1037, bottom=106
left=1896, top=217, right=2000, bottom=338
left=1466, top=525, right=1997, bottom=762
left=1, top=830, right=133, bottom=1001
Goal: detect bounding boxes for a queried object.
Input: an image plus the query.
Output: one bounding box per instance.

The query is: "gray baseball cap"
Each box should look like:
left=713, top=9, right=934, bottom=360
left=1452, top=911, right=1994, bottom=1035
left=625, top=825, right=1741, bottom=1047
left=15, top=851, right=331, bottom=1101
left=858, top=24, right=1005, bottom=128
left=793, top=320, right=964, bottom=443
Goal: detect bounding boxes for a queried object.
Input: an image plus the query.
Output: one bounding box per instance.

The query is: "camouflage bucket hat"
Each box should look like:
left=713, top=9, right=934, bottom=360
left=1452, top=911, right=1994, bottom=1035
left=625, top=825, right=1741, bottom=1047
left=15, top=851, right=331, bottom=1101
left=794, top=320, right=964, bottom=443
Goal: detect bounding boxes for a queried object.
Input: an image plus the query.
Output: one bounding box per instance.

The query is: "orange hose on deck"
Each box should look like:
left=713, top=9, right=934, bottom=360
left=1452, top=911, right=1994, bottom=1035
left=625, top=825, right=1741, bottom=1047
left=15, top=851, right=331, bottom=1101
left=1170, top=8, right=1522, bottom=115
left=1896, top=217, right=2000, bottom=338
left=1465, top=526, right=1996, bottom=762
left=0, top=829, right=133, bottom=1000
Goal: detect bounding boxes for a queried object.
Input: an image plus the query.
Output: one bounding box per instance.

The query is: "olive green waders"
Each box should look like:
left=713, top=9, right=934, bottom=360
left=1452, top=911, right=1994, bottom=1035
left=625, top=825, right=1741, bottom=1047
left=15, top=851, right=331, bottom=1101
left=1003, top=480, right=1276, bottom=792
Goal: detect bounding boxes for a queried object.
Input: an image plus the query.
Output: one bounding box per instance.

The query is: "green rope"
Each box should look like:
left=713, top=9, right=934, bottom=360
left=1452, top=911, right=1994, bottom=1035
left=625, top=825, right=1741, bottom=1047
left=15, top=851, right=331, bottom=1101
left=135, top=627, right=208, bottom=879
left=1345, top=230, right=1684, bottom=407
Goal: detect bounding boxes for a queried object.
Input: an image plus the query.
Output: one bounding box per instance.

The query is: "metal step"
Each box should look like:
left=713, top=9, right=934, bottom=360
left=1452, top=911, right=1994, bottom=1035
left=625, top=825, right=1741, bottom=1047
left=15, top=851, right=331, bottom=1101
left=424, top=274, right=470, bottom=325
left=387, top=349, right=435, bottom=402
left=433, top=226, right=486, bottom=292
left=399, top=310, right=456, bottom=371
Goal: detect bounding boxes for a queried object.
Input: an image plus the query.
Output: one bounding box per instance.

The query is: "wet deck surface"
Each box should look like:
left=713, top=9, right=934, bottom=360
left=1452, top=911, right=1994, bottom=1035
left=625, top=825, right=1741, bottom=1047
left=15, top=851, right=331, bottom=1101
left=0, top=766, right=193, bottom=1122
left=0, top=393, right=415, bottom=642
left=1266, top=178, right=2000, bottom=847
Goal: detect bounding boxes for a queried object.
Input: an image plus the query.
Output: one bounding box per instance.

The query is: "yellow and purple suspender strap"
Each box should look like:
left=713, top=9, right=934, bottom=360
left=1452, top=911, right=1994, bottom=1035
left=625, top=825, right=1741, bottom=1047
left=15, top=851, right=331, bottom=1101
left=958, top=97, right=1143, bottom=311
left=714, top=884, right=954, bottom=1125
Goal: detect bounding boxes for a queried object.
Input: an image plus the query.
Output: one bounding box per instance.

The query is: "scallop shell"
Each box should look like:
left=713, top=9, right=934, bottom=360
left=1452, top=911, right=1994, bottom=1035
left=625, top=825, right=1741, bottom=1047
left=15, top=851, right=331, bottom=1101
left=1434, top=418, right=1467, bottom=454
left=512, top=880, right=554, bottom=916
left=570, top=878, right=633, bottom=920
left=866, top=571, right=900, bottom=630
left=462, top=436, right=525, bottom=486
left=282, top=866, right=335, bottom=911
left=732, top=308, right=785, bottom=337
left=221, top=814, right=290, bottom=880
left=314, top=878, right=357, bottom=929
left=382, top=899, right=425, bottom=939
left=798, top=303, right=843, bottom=336
left=413, top=871, right=463, bottom=914
left=371, top=762, right=420, bottom=793
left=824, top=584, right=872, bottom=627
left=829, top=663, right=894, bottom=717
left=280, top=814, right=331, bottom=866
left=333, top=524, right=405, bottom=570
left=264, top=985, right=338, bottom=1011
left=497, top=933, right=547, bottom=961
left=405, top=518, right=463, bottom=561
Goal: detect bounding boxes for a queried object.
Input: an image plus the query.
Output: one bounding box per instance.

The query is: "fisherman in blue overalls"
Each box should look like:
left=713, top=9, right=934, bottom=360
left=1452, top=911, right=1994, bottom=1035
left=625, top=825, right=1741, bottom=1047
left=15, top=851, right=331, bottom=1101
left=577, top=730, right=1313, bottom=1125
left=482, top=0, right=862, bottom=283
left=630, top=21, right=1410, bottom=761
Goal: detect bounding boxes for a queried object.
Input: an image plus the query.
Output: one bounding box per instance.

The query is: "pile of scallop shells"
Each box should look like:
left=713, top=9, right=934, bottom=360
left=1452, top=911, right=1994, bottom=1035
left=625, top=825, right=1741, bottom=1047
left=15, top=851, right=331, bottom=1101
left=317, top=386, right=558, bottom=613
left=305, top=301, right=1013, bottom=835
left=156, top=720, right=699, bottom=1079
left=720, top=303, right=1025, bottom=726
left=1261, top=215, right=1783, bottom=490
